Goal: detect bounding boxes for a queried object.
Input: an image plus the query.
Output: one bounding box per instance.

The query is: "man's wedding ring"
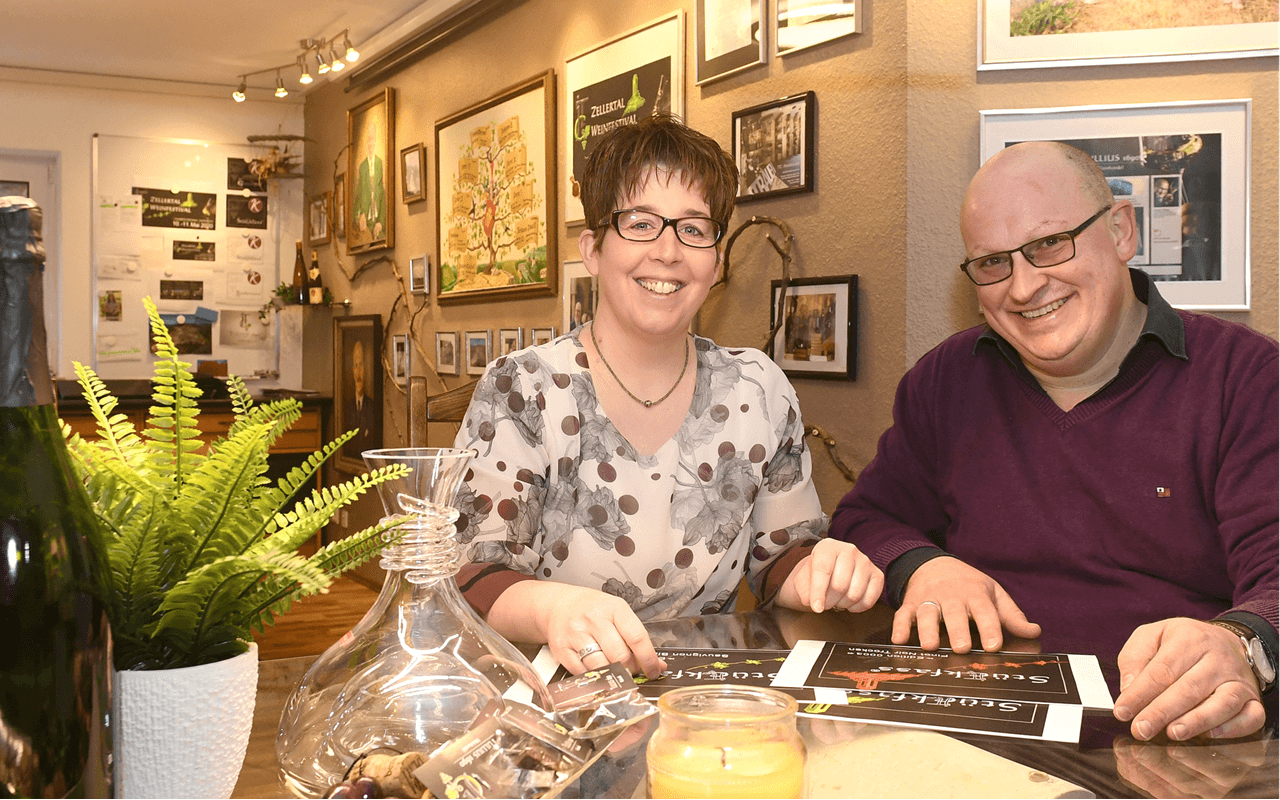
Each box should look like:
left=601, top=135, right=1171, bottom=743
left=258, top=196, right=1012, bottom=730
left=918, top=600, right=942, bottom=611
left=576, top=642, right=602, bottom=660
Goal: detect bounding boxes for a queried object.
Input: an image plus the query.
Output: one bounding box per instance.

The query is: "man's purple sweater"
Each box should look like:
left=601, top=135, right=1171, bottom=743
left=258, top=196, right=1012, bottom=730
left=830, top=272, right=1278, bottom=671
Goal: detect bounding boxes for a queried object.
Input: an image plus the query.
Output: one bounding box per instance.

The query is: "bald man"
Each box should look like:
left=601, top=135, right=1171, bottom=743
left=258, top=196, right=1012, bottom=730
left=831, top=141, right=1277, bottom=741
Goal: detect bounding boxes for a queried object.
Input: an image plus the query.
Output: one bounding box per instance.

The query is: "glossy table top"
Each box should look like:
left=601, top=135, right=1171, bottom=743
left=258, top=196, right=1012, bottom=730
left=233, top=605, right=1278, bottom=799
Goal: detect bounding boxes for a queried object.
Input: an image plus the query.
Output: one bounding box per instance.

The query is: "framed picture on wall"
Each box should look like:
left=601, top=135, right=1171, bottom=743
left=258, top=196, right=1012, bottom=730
left=531, top=326, right=557, bottom=346
left=769, top=275, right=857, bottom=380
left=0, top=180, right=30, bottom=197
left=391, top=333, right=410, bottom=385
left=560, top=259, right=598, bottom=336
left=564, top=12, right=685, bottom=224
left=400, top=143, right=426, bottom=203
left=333, top=173, right=346, bottom=240
left=347, top=88, right=396, bottom=255
left=306, top=192, right=330, bottom=246
left=409, top=254, right=429, bottom=294
left=465, top=330, right=492, bottom=376
left=435, top=70, right=557, bottom=305
left=696, top=0, right=766, bottom=85
left=334, top=314, right=383, bottom=473
left=497, top=327, right=524, bottom=357
left=775, top=0, right=861, bottom=57
left=980, top=100, right=1251, bottom=310
left=436, top=331, right=460, bottom=376
left=732, top=91, right=816, bottom=203
left=979, top=0, right=1277, bottom=70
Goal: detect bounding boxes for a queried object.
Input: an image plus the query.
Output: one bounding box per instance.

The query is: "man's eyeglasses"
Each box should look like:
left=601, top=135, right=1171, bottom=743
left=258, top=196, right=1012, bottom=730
left=959, top=206, right=1113, bottom=286
left=601, top=209, right=724, bottom=248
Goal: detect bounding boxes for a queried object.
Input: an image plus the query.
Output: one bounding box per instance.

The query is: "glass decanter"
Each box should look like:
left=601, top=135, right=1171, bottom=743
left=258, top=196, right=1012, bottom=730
left=276, top=447, right=552, bottom=797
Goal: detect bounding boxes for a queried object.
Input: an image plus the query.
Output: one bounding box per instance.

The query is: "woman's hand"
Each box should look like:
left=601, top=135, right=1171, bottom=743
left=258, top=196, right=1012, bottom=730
left=488, top=580, right=667, bottom=678
left=776, top=539, right=884, bottom=614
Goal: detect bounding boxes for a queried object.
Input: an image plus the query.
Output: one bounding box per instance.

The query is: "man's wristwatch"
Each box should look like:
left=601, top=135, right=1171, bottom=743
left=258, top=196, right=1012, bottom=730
left=1208, top=619, right=1277, bottom=693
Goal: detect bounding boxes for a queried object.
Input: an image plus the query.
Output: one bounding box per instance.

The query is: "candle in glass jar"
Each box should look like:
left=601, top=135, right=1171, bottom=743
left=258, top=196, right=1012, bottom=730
left=646, top=687, right=805, bottom=799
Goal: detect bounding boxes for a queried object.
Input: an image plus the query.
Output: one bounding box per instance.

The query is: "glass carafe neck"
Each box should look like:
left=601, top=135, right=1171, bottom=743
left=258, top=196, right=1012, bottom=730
left=378, top=504, right=462, bottom=582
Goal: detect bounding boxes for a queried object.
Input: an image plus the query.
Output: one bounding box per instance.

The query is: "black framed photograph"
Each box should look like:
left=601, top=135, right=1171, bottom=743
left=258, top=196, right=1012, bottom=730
left=334, top=314, right=383, bottom=473
left=769, top=274, right=857, bottom=380
left=531, top=326, right=557, bottom=346
left=497, top=327, right=523, bottom=357
left=400, top=143, right=426, bottom=204
left=732, top=91, right=816, bottom=203
left=409, top=254, right=429, bottom=294
left=391, top=333, right=410, bottom=385
left=697, top=0, right=766, bottom=85
left=436, top=331, right=460, bottom=376
left=465, top=330, right=492, bottom=376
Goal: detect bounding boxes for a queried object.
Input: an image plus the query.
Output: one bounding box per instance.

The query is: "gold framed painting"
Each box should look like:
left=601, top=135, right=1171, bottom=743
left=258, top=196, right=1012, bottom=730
left=435, top=70, right=557, bottom=305
left=347, top=88, right=396, bottom=255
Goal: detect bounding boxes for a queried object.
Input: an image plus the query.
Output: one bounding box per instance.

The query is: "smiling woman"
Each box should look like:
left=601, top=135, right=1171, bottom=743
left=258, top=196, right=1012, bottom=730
left=448, top=113, right=885, bottom=684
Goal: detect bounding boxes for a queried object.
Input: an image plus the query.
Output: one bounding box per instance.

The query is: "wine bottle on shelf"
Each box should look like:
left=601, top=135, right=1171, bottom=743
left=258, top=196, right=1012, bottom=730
left=292, top=239, right=308, bottom=305
left=308, top=249, right=325, bottom=306
left=0, top=197, right=114, bottom=797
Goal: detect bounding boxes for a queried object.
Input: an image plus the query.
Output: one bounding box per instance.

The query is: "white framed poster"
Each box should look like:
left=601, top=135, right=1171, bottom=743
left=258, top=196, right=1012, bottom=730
left=564, top=11, right=685, bottom=225
left=979, top=100, right=1251, bottom=310
left=979, top=0, right=1277, bottom=70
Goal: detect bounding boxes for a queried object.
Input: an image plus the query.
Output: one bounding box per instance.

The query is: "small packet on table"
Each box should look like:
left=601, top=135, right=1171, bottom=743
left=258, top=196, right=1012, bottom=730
left=547, top=663, right=657, bottom=739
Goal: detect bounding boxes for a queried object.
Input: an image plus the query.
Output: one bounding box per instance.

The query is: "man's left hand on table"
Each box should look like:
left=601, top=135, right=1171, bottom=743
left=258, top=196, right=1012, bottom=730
left=1115, top=617, right=1266, bottom=741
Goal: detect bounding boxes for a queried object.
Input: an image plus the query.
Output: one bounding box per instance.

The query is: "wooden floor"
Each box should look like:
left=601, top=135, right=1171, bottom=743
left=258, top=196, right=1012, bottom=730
left=251, top=572, right=381, bottom=660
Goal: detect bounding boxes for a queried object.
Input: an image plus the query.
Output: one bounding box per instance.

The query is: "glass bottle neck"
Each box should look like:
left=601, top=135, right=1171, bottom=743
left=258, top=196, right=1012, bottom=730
left=1, top=199, right=52, bottom=409
left=378, top=508, right=463, bottom=583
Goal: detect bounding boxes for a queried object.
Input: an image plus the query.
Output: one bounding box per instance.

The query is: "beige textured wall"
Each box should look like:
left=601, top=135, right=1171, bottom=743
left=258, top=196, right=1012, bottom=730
left=305, top=1, right=1276, bottom=548
left=906, top=0, right=1279, bottom=365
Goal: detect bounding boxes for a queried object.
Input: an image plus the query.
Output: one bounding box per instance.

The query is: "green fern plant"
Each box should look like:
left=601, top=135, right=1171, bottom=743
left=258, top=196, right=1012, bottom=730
left=62, top=297, right=409, bottom=671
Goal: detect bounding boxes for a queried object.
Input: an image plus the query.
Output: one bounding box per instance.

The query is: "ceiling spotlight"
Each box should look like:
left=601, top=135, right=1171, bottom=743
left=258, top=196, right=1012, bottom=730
left=343, top=33, right=359, bottom=62
left=329, top=45, right=345, bottom=71
left=298, top=56, right=312, bottom=85
left=317, top=51, right=331, bottom=74
left=233, top=80, right=246, bottom=102
left=275, top=72, right=289, bottom=98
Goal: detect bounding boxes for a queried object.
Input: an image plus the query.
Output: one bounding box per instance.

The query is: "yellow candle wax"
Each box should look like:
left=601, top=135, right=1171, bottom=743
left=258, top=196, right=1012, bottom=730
left=647, top=728, right=805, bottom=799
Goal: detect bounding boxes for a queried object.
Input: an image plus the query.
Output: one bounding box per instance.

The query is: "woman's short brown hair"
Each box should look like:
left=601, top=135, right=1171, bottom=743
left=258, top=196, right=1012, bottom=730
left=580, top=113, right=738, bottom=251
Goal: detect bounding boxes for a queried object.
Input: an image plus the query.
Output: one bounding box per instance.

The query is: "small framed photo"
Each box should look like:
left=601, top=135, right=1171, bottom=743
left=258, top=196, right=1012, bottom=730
left=497, top=327, right=524, bottom=357
left=391, top=334, right=410, bottom=385
left=400, top=142, right=426, bottom=204
left=769, top=274, right=857, bottom=381
left=333, top=173, right=346, bottom=240
left=465, top=330, right=492, bottom=376
left=531, top=326, right=557, bottom=346
left=436, top=331, right=460, bottom=376
left=307, top=192, right=331, bottom=246
left=409, top=254, right=429, bottom=294
left=561, top=259, right=598, bottom=336
left=732, top=91, right=816, bottom=203
left=0, top=180, right=30, bottom=197
left=696, top=0, right=766, bottom=85
left=774, top=0, right=861, bottom=57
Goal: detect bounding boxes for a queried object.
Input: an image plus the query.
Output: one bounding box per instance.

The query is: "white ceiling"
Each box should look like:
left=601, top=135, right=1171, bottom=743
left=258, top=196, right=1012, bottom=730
left=0, top=0, right=476, bottom=97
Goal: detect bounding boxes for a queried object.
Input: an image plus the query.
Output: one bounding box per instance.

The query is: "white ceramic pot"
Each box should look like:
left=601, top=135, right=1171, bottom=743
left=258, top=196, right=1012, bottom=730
left=112, top=643, right=259, bottom=798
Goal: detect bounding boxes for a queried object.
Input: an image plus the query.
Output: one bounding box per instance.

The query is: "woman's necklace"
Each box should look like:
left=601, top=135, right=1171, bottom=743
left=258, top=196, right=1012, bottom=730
left=589, top=322, right=690, bottom=408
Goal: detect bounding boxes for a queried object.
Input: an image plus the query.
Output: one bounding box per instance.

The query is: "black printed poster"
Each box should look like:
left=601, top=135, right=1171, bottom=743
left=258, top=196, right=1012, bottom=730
left=133, top=186, right=217, bottom=230
left=226, top=194, right=268, bottom=229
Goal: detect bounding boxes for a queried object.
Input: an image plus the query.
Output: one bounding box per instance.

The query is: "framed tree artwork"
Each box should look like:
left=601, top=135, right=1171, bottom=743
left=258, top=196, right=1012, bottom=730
left=333, top=314, right=383, bottom=473
left=769, top=275, right=857, bottom=380
left=347, top=88, right=396, bottom=255
left=435, top=71, right=557, bottom=305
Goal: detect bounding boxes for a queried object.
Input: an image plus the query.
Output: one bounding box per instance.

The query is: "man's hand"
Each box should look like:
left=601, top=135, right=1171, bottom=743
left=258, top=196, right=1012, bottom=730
left=894, top=556, right=1041, bottom=653
left=776, top=539, right=884, bottom=614
left=1114, top=618, right=1266, bottom=741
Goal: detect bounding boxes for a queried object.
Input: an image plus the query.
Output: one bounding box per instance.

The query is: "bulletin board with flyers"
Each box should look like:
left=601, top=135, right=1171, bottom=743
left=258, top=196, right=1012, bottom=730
left=90, top=133, right=303, bottom=380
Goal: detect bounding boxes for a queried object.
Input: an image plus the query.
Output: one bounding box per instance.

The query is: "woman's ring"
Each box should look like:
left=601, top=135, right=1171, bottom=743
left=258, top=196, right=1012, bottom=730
left=918, top=600, right=942, bottom=611
left=576, top=642, right=603, bottom=660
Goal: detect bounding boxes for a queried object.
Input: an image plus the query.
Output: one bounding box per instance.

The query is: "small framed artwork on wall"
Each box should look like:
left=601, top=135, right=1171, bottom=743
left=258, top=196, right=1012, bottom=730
left=391, top=334, right=410, bottom=385
left=400, top=143, right=426, bottom=203
left=307, top=192, right=331, bottom=246
left=409, top=254, right=429, bottom=294
left=465, top=330, right=492, bottom=376
left=334, top=314, right=383, bottom=473
left=769, top=274, right=858, bottom=380
left=561, top=259, right=598, bottom=336
left=531, top=327, right=557, bottom=346
left=436, top=331, right=460, bottom=376
left=497, top=327, right=524, bottom=357
left=732, top=91, right=816, bottom=203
